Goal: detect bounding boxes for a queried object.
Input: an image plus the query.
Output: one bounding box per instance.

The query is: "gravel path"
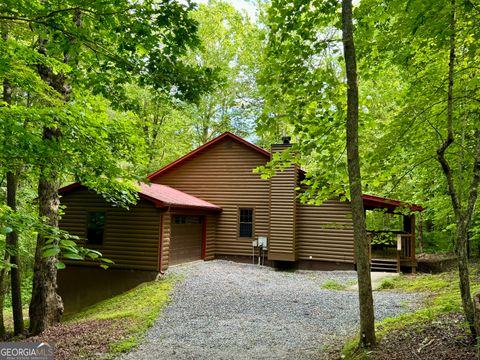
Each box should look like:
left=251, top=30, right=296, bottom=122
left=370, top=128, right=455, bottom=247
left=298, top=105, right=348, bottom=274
left=119, top=260, right=421, bottom=360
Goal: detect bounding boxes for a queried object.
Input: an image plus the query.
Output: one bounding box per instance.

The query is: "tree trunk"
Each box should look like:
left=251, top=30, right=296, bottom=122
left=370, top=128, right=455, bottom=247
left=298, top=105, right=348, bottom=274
left=473, top=290, right=480, bottom=338
left=0, top=255, right=9, bottom=339
left=457, top=222, right=475, bottom=334
left=6, top=172, right=24, bottom=335
left=435, top=0, right=480, bottom=338
left=342, top=0, right=376, bottom=348
left=1, top=29, right=12, bottom=338
left=28, top=32, right=70, bottom=335
left=28, top=149, right=63, bottom=335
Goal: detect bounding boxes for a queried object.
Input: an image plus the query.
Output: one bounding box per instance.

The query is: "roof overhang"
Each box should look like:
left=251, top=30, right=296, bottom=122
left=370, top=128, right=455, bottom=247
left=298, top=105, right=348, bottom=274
left=362, top=194, right=424, bottom=212
left=58, top=182, right=222, bottom=213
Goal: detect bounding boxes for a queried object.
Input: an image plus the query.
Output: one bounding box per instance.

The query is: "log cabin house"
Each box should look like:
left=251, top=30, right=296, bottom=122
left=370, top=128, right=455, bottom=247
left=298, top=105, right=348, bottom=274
left=59, top=132, right=423, bottom=275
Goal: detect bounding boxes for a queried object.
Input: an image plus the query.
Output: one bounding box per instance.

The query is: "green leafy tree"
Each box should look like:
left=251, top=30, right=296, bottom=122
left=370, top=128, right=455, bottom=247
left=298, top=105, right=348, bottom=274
left=342, top=0, right=376, bottom=347
left=356, top=0, right=480, bottom=335
left=1, top=0, right=214, bottom=335
left=259, top=0, right=376, bottom=347
left=186, top=0, right=264, bottom=145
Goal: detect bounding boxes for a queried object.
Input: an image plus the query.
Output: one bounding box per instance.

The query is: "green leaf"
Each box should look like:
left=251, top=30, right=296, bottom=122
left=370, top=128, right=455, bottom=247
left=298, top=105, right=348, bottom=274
left=100, top=258, right=114, bottom=264
left=86, top=252, right=99, bottom=260
left=2, top=227, right=13, bottom=234
left=63, top=253, right=84, bottom=260
left=59, top=239, right=77, bottom=247
left=55, top=261, right=66, bottom=270
left=43, top=247, right=60, bottom=257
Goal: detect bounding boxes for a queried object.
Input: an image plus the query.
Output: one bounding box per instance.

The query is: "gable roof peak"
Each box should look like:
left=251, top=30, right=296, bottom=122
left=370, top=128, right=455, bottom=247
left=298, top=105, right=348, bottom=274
left=147, top=132, right=270, bottom=180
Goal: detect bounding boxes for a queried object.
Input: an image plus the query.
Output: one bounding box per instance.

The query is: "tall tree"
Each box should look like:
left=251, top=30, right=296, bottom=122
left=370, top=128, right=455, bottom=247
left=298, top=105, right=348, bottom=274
left=435, top=0, right=480, bottom=336
left=2, top=25, right=24, bottom=336
left=342, top=0, right=375, bottom=347
left=186, top=0, right=263, bottom=145
left=356, top=0, right=480, bottom=334
left=259, top=0, right=376, bottom=347
left=1, top=0, right=214, bottom=334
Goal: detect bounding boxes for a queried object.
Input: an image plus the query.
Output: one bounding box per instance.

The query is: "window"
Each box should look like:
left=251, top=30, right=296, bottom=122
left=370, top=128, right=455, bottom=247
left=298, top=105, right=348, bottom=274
left=239, top=208, right=253, bottom=238
left=87, top=212, right=105, bottom=245
left=174, top=216, right=186, bottom=224
left=173, top=216, right=203, bottom=225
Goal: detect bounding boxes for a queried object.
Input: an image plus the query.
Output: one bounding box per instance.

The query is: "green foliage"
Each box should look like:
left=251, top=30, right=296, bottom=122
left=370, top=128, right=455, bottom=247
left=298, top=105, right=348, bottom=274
left=321, top=279, right=355, bottom=291
left=0, top=0, right=222, bottom=291
left=258, top=0, right=480, bottom=257
left=377, top=278, right=395, bottom=290
left=185, top=0, right=264, bottom=144
left=343, top=270, right=480, bottom=359
left=378, top=273, right=452, bottom=294
left=354, top=0, right=480, bottom=253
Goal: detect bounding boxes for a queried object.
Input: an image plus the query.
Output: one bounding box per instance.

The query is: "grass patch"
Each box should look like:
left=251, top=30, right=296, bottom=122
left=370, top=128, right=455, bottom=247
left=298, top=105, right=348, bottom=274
left=342, top=269, right=480, bottom=359
left=321, top=279, right=356, bottom=291
left=378, top=273, right=451, bottom=293
left=67, top=276, right=176, bottom=354
left=27, top=275, right=177, bottom=359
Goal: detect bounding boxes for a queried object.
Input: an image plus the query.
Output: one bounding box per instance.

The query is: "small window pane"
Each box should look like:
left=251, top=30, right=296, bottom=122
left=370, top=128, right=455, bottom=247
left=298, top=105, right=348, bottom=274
left=239, top=209, right=253, bottom=238
left=239, top=223, right=253, bottom=238
left=87, top=212, right=105, bottom=245
left=174, top=216, right=186, bottom=224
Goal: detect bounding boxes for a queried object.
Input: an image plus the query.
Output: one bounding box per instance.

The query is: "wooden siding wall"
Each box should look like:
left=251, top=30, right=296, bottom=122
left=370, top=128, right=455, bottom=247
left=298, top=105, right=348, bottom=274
left=205, top=215, right=217, bottom=260
left=296, top=200, right=354, bottom=263
left=151, top=138, right=270, bottom=256
left=160, top=212, right=171, bottom=271
left=268, top=144, right=298, bottom=261
left=59, top=188, right=161, bottom=271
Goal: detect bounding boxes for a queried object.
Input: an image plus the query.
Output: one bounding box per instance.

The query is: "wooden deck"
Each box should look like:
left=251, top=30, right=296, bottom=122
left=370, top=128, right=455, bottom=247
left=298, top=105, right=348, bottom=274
left=368, top=231, right=416, bottom=273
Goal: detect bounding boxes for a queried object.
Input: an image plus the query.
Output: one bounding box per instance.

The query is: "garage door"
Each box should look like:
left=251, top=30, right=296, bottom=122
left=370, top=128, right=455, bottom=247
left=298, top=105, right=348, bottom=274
left=169, top=216, right=204, bottom=265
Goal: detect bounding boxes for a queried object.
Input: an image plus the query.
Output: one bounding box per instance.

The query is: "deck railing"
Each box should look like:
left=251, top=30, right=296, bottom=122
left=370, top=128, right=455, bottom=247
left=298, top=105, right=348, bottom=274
left=399, top=234, right=414, bottom=261
left=367, top=231, right=415, bottom=262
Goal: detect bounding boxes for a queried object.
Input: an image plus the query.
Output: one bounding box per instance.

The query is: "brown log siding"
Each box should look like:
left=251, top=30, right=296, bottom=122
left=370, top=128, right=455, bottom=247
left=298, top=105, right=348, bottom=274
left=268, top=145, right=298, bottom=261
left=151, top=137, right=270, bottom=257
left=205, top=214, right=217, bottom=260
left=160, top=212, right=171, bottom=271
left=59, top=188, right=161, bottom=271
left=296, top=200, right=354, bottom=263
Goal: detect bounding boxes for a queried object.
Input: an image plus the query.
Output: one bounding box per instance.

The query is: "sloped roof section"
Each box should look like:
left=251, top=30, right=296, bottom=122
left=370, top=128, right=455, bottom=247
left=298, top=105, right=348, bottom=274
left=148, top=132, right=270, bottom=180
left=138, top=183, right=221, bottom=211
left=58, top=182, right=221, bottom=212
left=362, top=194, right=423, bottom=212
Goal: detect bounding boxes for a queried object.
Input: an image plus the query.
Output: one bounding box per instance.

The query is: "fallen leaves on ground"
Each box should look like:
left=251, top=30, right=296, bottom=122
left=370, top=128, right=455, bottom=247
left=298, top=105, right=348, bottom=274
left=26, top=319, right=131, bottom=360
left=370, top=312, right=477, bottom=360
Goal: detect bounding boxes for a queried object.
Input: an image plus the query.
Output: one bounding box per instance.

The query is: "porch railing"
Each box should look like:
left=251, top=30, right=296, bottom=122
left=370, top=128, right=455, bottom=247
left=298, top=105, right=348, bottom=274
left=367, top=231, right=415, bottom=262
left=400, top=233, right=414, bottom=262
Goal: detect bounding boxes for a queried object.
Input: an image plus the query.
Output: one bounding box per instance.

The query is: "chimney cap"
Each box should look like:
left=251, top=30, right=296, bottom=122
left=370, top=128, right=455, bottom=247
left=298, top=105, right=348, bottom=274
left=282, top=136, right=291, bottom=145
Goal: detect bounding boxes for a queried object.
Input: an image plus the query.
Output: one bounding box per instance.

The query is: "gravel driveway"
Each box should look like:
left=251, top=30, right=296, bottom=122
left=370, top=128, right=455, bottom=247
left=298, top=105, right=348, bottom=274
left=119, top=260, right=420, bottom=360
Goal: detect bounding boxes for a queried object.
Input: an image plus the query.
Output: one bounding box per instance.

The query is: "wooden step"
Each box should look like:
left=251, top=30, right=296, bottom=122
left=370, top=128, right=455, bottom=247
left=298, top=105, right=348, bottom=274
left=370, top=258, right=399, bottom=272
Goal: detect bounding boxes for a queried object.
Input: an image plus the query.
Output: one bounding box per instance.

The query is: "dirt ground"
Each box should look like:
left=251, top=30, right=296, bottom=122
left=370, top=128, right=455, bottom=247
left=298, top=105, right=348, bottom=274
left=368, top=312, right=477, bottom=360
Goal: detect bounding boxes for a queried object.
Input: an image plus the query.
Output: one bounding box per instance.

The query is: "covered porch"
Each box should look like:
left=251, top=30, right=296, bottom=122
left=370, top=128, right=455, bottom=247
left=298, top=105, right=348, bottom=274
left=363, top=195, right=423, bottom=273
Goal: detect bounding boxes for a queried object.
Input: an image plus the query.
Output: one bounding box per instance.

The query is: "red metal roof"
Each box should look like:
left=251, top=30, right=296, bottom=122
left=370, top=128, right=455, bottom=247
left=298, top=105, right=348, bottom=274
left=148, top=132, right=270, bottom=180
left=58, top=182, right=221, bottom=212
left=362, top=194, right=424, bottom=212
left=138, top=183, right=221, bottom=211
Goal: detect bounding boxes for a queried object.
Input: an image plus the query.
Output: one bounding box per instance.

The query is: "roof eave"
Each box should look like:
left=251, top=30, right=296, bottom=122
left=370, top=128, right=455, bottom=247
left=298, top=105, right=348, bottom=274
left=362, top=194, right=424, bottom=212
